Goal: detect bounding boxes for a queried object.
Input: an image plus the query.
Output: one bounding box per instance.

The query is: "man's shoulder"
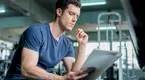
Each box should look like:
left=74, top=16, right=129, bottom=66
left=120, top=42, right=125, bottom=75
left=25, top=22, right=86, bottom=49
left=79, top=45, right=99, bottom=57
left=25, top=23, right=49, bottom=32
left=29, top=23, right=48, bottom=29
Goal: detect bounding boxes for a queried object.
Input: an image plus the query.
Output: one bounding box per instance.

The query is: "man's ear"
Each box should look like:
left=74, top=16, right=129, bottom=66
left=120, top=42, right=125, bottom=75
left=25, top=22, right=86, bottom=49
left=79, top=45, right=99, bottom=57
left=56, top=8, right=62, bottom=17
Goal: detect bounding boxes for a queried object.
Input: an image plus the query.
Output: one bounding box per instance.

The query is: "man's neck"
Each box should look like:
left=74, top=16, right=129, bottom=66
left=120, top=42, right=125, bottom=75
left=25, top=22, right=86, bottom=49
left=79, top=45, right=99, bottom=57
left=49, top=21, right=64, bottom=41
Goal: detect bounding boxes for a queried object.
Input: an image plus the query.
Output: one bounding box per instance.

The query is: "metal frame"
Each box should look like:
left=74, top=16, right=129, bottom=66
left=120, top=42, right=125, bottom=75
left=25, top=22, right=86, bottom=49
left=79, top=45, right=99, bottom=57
left=97, top=12, right=123, bottom=80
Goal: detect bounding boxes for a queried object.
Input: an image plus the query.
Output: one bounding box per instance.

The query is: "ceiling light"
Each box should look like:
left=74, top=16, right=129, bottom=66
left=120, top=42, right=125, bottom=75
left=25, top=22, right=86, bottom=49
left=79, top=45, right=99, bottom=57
left=96, top=26, right=116, bottom=30
left=82, top=2, right=106, bottom=6
left=0, top=9, right=5, bottom=13
left=0, top=5, right=6, bottom=13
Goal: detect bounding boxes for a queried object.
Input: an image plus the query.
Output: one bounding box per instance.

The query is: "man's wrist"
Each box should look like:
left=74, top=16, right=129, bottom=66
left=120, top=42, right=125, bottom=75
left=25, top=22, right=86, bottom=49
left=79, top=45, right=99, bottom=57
left=78, top=42, right=87, bottom=46
left=59, top=75, right=68, bottom=80
left=62, top=75, right=72, bottom=80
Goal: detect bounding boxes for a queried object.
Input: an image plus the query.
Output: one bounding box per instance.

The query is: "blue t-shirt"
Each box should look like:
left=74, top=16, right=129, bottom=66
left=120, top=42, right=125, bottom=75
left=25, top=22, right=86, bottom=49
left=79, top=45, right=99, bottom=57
left=5, top=23, right=74, bottom=79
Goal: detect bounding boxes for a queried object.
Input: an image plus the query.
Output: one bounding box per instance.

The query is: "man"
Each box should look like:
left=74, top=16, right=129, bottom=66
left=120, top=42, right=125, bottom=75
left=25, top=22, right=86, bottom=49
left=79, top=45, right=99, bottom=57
left=5, top=0, right=89, bottom=80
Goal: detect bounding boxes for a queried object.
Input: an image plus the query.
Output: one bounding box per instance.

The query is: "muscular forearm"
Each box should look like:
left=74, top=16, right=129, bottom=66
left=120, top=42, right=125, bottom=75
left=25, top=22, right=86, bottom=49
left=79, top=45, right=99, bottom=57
left=72, top=43, right=86, bottom=71
left=22, top=66, right=65, bottom=80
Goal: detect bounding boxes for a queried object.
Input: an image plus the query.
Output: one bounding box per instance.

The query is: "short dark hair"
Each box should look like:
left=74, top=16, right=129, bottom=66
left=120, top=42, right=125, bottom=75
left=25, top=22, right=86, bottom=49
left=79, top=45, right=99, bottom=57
left=54, top=0, right=81, bottom=20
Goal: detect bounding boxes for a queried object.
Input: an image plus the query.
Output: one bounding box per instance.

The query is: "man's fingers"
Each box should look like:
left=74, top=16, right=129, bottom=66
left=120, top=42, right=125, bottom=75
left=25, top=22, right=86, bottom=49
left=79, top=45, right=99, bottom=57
left=80, top=68, right=88, bottom=72
left=66, top=69, right=89, bottom=80
left=74, top=68, right=87, bottom=75
left=76, top=28, right=82, bottom=33
left=73, top=73, right=88, bottom=80
left=76, top=28, right=86, bottom=38
left=76, top=28, right=82, bottom=37
left=79, top=31, right=84, bottom=38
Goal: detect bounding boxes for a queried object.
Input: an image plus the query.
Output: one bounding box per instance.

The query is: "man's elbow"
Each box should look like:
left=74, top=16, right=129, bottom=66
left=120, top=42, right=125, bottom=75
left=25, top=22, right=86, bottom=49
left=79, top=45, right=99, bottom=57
left=21, top=66, right=32, bottom=78
left=21, top=68, right=29, bottom=78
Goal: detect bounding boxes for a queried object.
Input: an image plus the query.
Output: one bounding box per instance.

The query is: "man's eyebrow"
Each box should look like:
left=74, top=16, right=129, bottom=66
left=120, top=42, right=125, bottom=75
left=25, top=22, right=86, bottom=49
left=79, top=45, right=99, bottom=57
left=69, top=11, right=80, bottom=16
left=69, top=11, right=74, bottom=13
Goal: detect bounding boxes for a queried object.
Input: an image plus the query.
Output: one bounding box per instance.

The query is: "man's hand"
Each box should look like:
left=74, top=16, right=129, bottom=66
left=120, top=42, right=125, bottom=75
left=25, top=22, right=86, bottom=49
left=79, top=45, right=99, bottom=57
left=76, top=28, right=88, bottom=45
left=64, top=69, right=88, bottom=80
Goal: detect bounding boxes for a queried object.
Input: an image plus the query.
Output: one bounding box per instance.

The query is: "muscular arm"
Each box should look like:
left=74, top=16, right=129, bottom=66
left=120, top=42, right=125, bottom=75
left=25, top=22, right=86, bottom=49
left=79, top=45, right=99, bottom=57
left=21, top=48, right=65, bottom=80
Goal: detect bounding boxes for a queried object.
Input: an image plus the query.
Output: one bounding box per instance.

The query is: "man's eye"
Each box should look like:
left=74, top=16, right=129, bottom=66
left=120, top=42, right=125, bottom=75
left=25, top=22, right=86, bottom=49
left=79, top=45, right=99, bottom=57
left=69, top=12, right=75, bottom=15
left=69, top=13, right=73, bottom=15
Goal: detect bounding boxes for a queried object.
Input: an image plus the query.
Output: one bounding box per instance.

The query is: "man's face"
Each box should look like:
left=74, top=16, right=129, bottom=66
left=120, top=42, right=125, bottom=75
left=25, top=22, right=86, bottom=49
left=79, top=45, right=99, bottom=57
left=58, top=4, right=80, bottom=31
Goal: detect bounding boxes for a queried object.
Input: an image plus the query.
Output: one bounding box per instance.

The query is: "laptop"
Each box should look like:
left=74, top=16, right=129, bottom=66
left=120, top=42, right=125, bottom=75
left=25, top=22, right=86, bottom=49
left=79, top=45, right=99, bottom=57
left=81, top=49, right=122, bottom=80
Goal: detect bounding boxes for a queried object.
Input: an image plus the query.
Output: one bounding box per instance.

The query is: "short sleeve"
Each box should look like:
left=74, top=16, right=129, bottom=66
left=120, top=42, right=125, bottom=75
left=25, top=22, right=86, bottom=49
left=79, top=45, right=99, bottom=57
left=65, top=42, right=74, bottom=58
left=20, top=25, right=42, bottom=52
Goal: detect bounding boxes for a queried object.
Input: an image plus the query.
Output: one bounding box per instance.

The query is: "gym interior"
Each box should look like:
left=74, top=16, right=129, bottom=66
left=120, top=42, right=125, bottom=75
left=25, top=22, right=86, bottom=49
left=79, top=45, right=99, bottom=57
left=0, top=0, right=144, bottom=80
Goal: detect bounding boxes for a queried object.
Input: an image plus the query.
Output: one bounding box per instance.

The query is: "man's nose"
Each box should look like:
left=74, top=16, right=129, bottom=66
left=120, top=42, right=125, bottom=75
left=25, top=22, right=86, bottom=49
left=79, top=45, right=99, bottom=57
left=72, top=16, right=77, bottom=22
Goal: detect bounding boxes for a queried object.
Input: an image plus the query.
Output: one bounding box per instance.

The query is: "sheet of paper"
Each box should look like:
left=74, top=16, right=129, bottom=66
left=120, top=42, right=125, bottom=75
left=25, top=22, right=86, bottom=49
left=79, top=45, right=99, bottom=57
left=81, top=49, right=122, bottom=80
